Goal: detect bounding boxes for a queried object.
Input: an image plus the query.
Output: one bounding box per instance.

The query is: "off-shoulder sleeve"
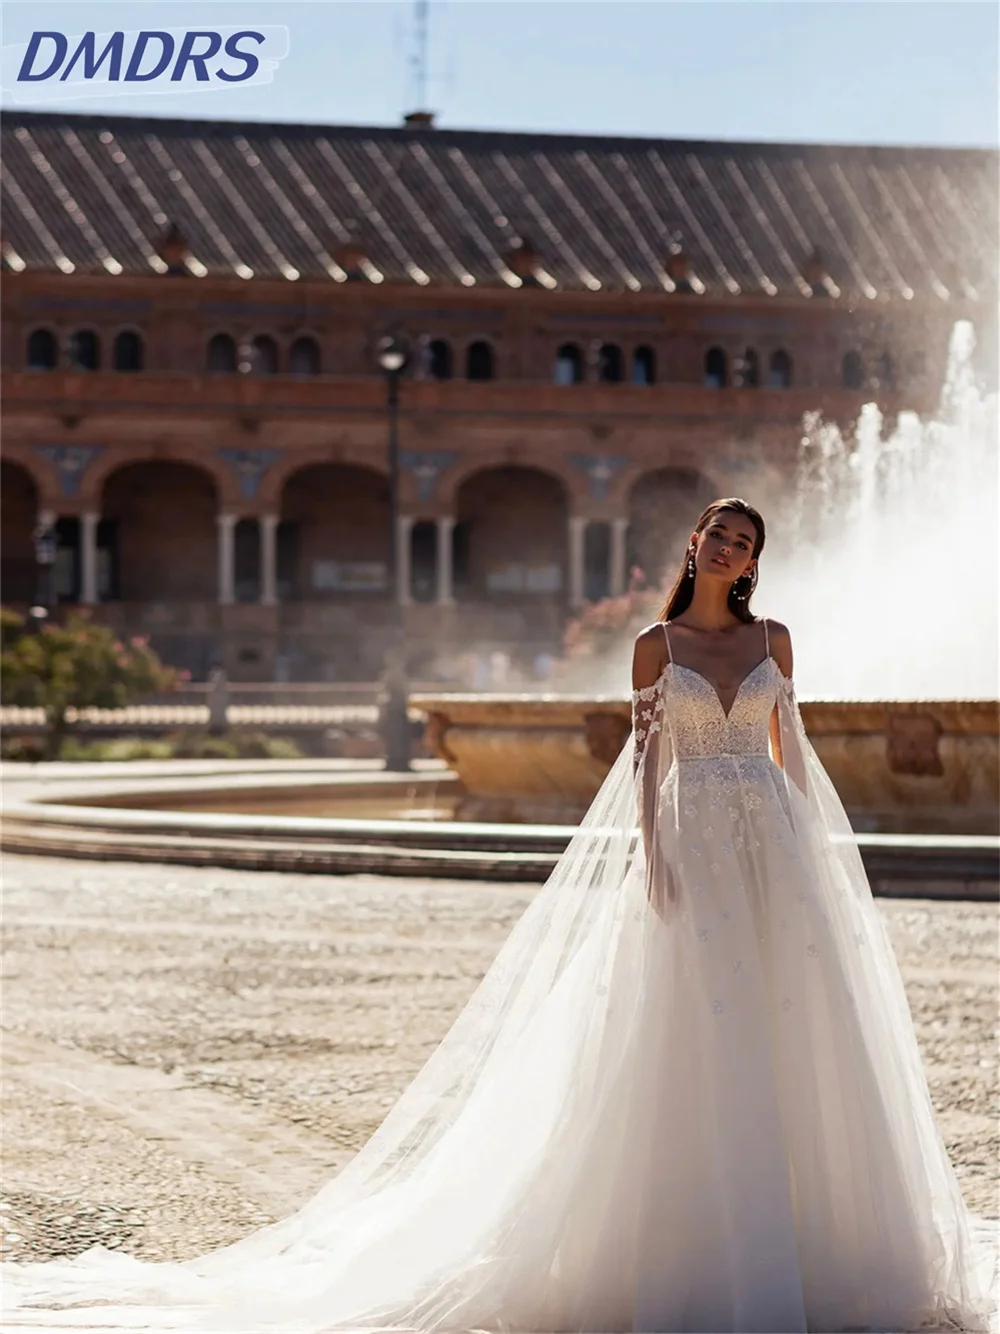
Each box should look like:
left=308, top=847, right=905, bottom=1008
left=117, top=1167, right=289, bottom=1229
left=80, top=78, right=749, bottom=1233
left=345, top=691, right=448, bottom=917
left=631, top=679, right=664, bottom=773
left=630, top=677, right=675, bottom=914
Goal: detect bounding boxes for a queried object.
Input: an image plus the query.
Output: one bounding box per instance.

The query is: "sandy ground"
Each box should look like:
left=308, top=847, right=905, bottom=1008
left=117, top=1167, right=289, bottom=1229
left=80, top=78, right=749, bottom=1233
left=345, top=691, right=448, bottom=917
left=1, top=854, right=997, bottom=1265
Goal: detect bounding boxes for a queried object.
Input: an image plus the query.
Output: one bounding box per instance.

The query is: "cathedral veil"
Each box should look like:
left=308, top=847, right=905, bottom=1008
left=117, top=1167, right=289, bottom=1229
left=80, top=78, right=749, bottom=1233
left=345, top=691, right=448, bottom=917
left=3, top=705, right=657, bottom=1330
left=2, top=666, right=997, bottom=1333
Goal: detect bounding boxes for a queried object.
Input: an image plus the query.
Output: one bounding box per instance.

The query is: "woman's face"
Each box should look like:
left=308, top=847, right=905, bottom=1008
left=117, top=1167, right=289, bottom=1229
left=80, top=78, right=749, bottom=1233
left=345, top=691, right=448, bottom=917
left=692, top=509, right=757, bottom=584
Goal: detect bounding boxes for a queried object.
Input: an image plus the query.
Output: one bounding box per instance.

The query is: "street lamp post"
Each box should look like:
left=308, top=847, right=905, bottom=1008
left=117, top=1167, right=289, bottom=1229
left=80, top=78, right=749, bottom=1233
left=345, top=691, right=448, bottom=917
left=28, top=519, right=57, bottom=633
left=375, top=333, right=412, bottom=772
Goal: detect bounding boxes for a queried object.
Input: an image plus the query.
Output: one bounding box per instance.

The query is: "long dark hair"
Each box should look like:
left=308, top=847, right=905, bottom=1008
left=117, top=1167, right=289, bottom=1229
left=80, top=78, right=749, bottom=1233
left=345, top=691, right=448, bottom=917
left=657, top=497, right=766, bottom=625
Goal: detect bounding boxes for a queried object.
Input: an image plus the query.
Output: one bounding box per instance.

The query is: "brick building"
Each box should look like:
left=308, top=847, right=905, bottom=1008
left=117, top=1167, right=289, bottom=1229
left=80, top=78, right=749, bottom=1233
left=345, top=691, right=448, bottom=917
left=1, top=110, right=996, bottom=680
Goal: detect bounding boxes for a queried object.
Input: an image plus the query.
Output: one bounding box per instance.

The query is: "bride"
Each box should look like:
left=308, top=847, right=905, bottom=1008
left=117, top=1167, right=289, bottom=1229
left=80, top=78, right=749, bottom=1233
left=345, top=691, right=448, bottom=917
left=4, top=497, right=996, bottom=1333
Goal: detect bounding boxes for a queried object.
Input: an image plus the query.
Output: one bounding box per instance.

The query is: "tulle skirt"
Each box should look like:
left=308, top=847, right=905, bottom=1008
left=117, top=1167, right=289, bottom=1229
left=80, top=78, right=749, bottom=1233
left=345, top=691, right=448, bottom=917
left=3, top=754, right=996, bottom=1332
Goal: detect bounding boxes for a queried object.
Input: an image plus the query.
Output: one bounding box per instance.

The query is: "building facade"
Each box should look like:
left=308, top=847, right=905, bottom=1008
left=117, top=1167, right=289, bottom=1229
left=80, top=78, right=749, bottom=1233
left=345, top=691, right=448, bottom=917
left=2, top=110, right=996, bottom=680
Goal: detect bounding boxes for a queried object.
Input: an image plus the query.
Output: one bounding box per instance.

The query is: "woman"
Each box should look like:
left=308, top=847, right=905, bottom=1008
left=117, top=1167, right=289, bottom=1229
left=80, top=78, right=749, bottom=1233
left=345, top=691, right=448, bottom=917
left=4, top=499, right=996, bottom=1333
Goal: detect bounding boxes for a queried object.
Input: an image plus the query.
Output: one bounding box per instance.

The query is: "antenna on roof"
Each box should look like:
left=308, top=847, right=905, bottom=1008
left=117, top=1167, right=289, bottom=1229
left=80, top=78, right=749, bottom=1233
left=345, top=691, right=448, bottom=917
left=405, top=1, right=431, bottom=120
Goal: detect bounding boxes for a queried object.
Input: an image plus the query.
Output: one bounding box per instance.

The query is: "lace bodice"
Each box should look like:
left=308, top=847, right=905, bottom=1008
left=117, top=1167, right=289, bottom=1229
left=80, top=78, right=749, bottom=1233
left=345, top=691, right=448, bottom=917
left=632, top=621, right=786, bottom=764
left=635, top=656, right=779, bottom=761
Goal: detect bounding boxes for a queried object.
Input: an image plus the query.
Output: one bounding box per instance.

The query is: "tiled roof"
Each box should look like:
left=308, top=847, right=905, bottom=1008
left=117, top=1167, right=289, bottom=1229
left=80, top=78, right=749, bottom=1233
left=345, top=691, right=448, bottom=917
left=1, top=110, right=996, bottom=301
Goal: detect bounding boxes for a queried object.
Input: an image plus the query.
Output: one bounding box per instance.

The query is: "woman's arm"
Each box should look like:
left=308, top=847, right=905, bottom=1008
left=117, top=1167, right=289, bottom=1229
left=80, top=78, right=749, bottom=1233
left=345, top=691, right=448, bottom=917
left=631, top=623, right=668, bottom=769
left=767, top=619, right=794, bottom=769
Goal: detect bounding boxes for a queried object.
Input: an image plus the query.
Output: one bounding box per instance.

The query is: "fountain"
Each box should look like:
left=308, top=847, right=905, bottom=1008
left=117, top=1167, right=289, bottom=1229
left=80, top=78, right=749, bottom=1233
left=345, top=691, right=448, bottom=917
left=769, top=321, right=998, bottom=700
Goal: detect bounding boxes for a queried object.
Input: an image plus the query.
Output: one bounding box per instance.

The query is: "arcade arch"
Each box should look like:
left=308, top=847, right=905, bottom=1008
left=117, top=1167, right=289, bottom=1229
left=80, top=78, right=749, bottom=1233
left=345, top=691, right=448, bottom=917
left=279, top=464, right=390, bottom=601
left=454, top=466, right=568, bottom=601
left=1, top=460, right=40, bottom=604
left=101, top=461, right=218, bottom=601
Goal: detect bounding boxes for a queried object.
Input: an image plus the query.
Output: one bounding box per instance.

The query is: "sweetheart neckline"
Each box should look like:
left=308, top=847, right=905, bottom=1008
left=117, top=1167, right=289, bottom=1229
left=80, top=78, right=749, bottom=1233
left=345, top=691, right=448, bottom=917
left=669, top=655, right=775, bottom=721
left=633, top=655, right=790, bottom=719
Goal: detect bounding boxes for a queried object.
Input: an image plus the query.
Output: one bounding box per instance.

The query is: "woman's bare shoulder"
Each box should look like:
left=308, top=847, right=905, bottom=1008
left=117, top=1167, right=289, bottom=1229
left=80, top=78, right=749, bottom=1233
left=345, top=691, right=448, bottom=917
left=634, top=622, right=672, bottom=660
left=635, top=621, right=668, bottom=646
left=632, top=622, right=668, bottom=690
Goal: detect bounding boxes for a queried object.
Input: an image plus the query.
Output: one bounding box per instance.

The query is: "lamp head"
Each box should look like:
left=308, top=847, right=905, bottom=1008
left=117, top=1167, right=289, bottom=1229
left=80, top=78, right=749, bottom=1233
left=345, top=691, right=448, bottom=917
left=375, top=333, right=410, bottom=376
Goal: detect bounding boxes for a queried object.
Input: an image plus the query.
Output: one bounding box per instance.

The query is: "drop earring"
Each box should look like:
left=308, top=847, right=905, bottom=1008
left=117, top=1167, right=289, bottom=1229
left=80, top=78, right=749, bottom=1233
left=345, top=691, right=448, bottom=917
left=733, top=566, right=757, bottom=600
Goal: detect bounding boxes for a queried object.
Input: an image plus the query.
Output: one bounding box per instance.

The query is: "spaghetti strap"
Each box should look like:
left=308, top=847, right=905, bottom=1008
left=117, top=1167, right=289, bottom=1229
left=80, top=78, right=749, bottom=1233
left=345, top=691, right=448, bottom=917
left=661, top=620, right=672, bottom=663
left=762, top=617, right=770, bottom=660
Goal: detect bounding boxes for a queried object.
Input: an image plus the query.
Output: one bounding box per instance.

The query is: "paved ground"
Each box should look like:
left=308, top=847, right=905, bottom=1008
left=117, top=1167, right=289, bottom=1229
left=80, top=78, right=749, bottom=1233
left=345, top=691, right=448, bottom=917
left=1, top=854, right=997, bottom=1266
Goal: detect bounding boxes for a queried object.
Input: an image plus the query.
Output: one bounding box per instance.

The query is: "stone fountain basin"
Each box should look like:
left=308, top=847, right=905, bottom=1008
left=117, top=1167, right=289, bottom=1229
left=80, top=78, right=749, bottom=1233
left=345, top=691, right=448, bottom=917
left=0, top=694, right=995, bottom=895
left=412, top=693, right=1000, bottom=837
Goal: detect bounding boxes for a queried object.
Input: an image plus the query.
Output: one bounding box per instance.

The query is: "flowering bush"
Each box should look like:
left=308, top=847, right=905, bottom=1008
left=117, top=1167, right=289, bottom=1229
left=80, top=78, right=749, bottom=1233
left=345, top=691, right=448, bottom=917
left=561, top=569, right=664, bottom=661
left=1, top=608, right=178, bottom=757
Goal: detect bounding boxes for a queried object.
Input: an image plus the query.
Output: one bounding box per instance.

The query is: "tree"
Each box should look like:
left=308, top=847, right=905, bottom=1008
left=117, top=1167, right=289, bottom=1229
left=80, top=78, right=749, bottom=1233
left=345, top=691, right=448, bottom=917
left=1, top=609, right=178, bottom=758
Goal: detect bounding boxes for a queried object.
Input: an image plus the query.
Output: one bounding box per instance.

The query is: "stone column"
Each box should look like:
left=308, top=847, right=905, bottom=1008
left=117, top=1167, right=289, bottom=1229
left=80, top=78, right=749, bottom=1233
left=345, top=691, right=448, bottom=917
left=396, top=514, right=414, bottom=605
left=436, top=516, right=455, bottom=605
left=217, top=513, right=237, bottom=606
left=259, top=513, right=279, bottom=606
left=80, top=511, right=100, bottom=605
left=610, top=516, right=629, bottom=598
left=568, top=515, right=587, bottom=609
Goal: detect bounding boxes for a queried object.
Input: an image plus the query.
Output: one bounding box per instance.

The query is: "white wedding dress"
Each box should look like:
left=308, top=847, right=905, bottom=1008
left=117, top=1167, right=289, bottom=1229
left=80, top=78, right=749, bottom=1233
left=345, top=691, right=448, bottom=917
left=3, top=618, right=997, bottom=1333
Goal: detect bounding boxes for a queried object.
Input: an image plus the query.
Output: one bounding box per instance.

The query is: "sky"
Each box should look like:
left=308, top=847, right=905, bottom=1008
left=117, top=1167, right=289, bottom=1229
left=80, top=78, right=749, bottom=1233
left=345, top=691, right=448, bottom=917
left=0, top=1, right=997, bottom=148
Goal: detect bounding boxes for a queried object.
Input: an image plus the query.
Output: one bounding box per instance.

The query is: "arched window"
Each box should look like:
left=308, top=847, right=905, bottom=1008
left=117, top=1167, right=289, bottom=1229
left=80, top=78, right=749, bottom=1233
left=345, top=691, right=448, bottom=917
left=26, top=328, right=57, bottom=370
left=466, top=340, right=494, bottom=381
left=554, top=342, right=584, bottom=385
left=768, top=349, right=792, bottom=389
left=632, top=345, right=656, bottom=386
left=428, top=339, right=453, bottom=380
left=842, top=350, right=864, bottom=390
left=68, top=330, right=100, bottom=371
left=597, top=343, right=623, bottom=383
left=207, top=333, right=237, bottom=373
left=873, top=350, right=895, bottom=388
left=704, top=346, right=727, bottom=388
left=289, top=336, right=320, bottom=376
left=251, top=335, right=279, bottom=375
left=113, top=330, right=143, bottom=372
left=739, top=347, right=759, bottom=388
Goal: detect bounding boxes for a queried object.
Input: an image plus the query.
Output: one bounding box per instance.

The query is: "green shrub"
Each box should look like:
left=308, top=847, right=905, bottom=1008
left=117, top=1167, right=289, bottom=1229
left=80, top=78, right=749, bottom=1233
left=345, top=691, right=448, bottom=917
left=169, top=729, right=302, bottom=760
left=1, top=729, right=303, bottom=763
left=58, top=737, right=175, bottom=762
left=1, top=609, right=178, bottom=759
left=0, top=734, right=48, bottom=763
